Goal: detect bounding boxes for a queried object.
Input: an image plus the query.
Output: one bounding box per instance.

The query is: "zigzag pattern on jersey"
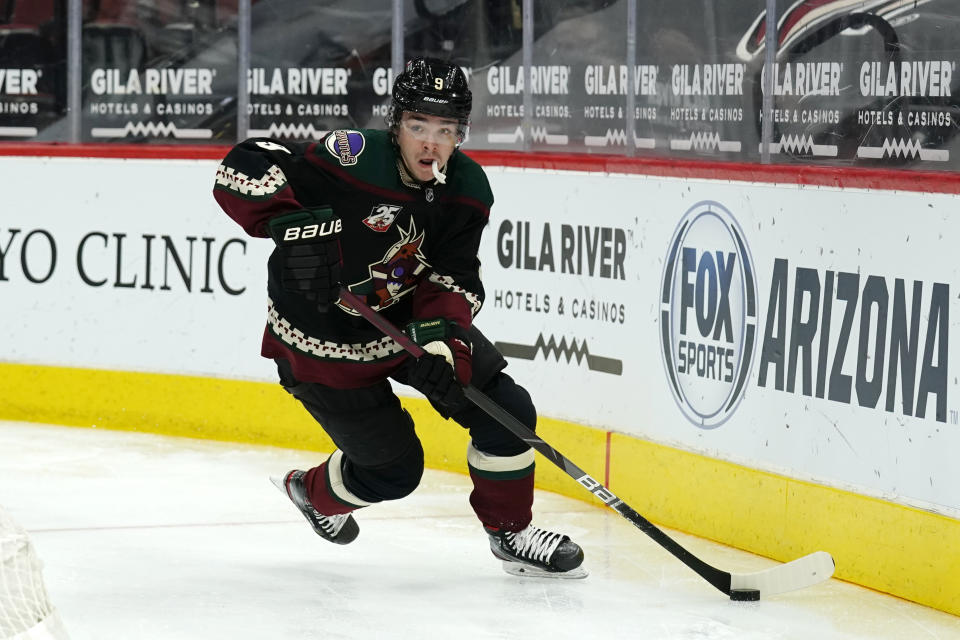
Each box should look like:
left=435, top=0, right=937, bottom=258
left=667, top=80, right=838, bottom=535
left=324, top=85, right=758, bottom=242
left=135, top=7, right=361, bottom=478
left=427, top=273, right=482, bottom=316
left=267, top=299, right=406, bottom=362
left=215, top=164, right=288, bottom=198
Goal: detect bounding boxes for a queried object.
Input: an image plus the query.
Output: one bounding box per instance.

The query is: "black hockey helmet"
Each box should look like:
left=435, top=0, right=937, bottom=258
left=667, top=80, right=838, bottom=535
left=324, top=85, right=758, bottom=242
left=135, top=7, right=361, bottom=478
left=388, top=57, right=472, bottom=142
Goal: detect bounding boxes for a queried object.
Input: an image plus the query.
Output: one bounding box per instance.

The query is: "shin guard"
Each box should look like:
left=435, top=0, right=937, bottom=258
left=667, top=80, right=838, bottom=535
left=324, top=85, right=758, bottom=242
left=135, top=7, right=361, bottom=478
left=303, top=450, right=373, bottom=515
left=466, top=442, right=535, bottom=531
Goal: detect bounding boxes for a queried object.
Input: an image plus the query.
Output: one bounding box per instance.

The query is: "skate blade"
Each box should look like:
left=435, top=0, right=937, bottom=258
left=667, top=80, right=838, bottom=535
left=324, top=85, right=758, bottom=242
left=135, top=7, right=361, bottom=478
left=269, top=475, right=285, bottom=492
left=501, top=561, right=588, bottom=579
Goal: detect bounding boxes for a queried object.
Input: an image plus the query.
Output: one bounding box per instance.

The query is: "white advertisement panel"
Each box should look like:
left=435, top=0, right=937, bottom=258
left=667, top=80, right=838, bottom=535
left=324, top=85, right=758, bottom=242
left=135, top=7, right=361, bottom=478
left=0, top=156, right=276, bottom=382
left=479, top=167, right=958, bottom=517
left=0, top=156, right=956, bottom=516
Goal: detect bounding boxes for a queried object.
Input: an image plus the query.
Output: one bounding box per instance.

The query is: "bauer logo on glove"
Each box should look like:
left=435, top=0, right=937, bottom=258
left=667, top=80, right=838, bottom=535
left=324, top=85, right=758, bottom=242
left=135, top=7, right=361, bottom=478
left=281, top=218, right=342, bottom=242
left=267, top=207, right=343, bottom=307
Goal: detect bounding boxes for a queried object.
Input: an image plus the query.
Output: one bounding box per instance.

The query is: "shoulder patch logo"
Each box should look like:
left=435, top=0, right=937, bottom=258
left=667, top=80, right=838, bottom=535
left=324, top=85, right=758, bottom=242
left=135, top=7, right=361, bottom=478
left=363, top=204, right=402, bottom=232
left=325, top=129, right=365, bottom=166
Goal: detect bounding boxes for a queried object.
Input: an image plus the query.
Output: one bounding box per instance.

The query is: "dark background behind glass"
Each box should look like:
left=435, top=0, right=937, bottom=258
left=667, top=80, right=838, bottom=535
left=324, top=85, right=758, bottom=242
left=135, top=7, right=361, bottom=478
left=0, top=0, right=957, bottom=171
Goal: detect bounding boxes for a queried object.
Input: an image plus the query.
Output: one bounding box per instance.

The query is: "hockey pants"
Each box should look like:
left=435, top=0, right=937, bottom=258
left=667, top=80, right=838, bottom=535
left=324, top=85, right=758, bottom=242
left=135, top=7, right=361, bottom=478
left=276, top=326, right=538, bottom=532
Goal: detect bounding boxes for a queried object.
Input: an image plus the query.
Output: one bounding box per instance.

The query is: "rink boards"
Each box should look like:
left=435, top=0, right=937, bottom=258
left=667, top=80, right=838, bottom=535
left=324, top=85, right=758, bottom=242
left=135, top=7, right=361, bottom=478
left=0, top=151, right=957, bottom=616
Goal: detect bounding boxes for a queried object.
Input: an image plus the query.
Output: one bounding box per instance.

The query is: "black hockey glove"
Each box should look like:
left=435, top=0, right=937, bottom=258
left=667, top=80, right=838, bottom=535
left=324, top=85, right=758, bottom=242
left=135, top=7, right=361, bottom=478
left=267, top=207, right=342, bottom=309
left=405, top=318, right=472, bottom=417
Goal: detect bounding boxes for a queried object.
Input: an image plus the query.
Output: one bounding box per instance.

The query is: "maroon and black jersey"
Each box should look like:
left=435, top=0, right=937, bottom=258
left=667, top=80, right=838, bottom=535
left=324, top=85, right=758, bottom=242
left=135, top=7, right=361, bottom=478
left=213, top=129, right=493, bottom=388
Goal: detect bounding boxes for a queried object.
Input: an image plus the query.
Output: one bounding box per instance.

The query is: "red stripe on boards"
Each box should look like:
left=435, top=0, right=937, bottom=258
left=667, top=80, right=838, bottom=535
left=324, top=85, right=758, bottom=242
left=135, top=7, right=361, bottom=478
left=1, top=143, right=959, bottom=194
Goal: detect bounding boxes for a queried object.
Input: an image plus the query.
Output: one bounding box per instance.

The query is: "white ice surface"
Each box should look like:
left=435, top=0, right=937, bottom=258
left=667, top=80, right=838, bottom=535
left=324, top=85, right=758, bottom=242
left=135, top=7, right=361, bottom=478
left=1, top=421, right=958, bottom=640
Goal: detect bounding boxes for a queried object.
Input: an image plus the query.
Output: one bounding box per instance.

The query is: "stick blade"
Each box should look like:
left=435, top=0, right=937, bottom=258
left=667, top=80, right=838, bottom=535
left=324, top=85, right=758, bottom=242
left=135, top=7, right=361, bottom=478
left=730, top=551, right=835, bottom=598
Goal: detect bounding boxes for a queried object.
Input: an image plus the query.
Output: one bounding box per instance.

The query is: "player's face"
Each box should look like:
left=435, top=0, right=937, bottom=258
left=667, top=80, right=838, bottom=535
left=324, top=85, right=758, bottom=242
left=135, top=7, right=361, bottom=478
left=396, top=112, right=459, bottom=182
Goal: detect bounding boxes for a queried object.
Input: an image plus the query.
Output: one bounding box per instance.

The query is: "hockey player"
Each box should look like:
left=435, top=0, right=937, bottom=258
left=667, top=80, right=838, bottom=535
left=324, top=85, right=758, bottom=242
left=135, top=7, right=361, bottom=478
left=212, top=57, right=584, bottom=577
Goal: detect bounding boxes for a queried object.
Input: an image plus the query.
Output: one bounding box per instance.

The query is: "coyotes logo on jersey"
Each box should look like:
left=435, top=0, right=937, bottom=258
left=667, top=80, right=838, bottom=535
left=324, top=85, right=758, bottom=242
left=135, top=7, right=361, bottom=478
left=338, top=221, right=429, bottom=314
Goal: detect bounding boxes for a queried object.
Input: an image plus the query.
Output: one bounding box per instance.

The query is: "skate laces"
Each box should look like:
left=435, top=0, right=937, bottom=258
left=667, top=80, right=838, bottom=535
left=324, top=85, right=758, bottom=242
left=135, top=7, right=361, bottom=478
left=312, top=509, right=350, bottom=536
left=505, top=525, right=564, bottom=563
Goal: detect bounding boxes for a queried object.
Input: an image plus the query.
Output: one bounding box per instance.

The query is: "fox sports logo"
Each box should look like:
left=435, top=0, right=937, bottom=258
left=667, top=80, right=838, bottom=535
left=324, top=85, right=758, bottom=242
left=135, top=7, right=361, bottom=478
left=659, top=201, right=757, bottom=429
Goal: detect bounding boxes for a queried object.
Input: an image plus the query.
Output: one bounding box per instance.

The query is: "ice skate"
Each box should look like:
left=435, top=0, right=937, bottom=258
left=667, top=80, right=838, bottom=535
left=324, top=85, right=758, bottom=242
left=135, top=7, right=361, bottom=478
left=486, top=524, right=587, bottom=579
left=271, top=471, right=359, bottom=545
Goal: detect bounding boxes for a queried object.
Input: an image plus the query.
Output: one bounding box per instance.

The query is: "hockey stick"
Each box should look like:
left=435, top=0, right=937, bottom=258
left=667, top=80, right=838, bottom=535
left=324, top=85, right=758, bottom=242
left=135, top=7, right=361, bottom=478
left=339, top=290, right=835, bottom=599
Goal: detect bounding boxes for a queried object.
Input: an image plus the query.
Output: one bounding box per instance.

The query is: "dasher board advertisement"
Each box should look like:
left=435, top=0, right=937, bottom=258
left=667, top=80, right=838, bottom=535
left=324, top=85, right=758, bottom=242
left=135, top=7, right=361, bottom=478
left=1, top=156, right=957, bottom=515
left=480, top=166, right=958, bottom=516
left=0, top=156, right=276, bottom=381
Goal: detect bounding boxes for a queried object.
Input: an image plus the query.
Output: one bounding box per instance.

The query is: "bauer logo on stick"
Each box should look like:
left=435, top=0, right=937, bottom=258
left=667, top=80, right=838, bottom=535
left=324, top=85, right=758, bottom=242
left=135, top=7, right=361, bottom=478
left=659, top=201, right=758, bottom=429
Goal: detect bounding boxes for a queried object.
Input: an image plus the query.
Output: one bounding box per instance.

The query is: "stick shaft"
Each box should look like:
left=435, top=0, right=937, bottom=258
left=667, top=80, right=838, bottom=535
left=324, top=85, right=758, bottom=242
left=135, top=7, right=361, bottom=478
left=339, top=289, right=732, bottom=594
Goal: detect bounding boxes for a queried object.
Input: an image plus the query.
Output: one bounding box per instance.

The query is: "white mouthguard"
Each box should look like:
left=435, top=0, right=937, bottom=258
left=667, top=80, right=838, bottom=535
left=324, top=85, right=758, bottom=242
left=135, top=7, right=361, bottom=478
left=431, top=160, right=447, bottom=184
